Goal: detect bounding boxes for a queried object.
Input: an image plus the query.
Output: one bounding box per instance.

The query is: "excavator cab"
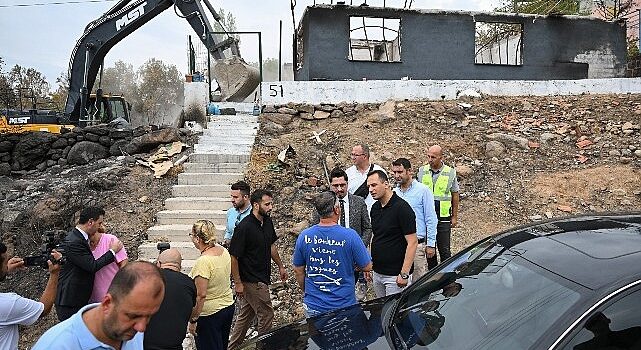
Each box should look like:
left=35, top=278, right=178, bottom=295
left=86, top=90, right=130, bottom=126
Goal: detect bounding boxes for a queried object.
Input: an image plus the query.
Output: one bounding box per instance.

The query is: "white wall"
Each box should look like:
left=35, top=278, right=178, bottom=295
left=261, top=78, right=641, bottom=105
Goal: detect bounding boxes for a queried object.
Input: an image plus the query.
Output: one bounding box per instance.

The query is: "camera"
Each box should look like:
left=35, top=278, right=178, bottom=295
left=24, top=231, right=65, bottom=269
left=157, top=242, right=170, bottom=252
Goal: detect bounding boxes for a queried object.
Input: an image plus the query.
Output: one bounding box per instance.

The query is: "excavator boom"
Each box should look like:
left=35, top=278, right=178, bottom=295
left=64, top=0, right=259, bottom=123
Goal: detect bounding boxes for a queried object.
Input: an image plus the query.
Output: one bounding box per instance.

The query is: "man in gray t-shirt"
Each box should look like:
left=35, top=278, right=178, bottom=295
left=417, top=145, right=460, bottom=270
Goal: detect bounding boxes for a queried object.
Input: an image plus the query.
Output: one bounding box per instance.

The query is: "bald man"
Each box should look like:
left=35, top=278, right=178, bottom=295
left=33, top=261, right=165, bottom=350
left=145, top=249, right=197, bottom=350
left=417, top=145, right=460, bottom=270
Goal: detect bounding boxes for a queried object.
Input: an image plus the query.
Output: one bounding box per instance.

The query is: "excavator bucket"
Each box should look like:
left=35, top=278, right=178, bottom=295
left=213, top=56, right=260, bottom=102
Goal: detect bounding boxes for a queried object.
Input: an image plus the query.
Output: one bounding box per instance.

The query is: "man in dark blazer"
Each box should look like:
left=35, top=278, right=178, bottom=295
left=55, top=206, right=123, bottom=321
left=329, top=168, right=372, bottom=300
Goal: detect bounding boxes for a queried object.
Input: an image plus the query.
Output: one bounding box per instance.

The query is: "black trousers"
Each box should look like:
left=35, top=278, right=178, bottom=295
left=56, top=304, right=82, bottom=321
left=427, top=221, right=452, bottom=270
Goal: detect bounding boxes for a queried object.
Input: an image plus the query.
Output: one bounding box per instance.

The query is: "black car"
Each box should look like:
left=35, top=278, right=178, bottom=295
left=243, top=214, right=641, bottom=350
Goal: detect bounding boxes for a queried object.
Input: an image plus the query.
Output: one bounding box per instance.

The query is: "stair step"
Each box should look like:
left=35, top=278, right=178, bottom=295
left=197, top=138, right=255, bottom=145
left=193, top=145, right=253, bottom=154
left=189, top=153, right=250, bottom=163
left=172, top=184, right=230, bottom=197
left=165, top=197, right=231, bottom=210
left=139, top=242, right=202, bottom=261
left=183, top=162, right=247, bottom=173
left=156, top=210, right=227, bottom=225
left=177, top=173, right=244, bottom=185
left=147, top=224, right=226, bottom=242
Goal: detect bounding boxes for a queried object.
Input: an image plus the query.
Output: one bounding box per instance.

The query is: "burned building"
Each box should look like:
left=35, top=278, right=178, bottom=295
left=294, top=4, right=627, bottom=81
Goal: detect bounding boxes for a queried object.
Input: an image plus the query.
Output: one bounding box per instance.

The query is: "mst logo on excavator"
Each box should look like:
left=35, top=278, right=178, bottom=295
left=8, top=117, right=31, bottom=124
left=115, top=2, right=147, bottom=31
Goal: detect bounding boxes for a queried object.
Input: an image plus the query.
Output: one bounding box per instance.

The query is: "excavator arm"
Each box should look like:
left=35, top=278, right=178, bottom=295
left=64, top=0, right=258, bottom=123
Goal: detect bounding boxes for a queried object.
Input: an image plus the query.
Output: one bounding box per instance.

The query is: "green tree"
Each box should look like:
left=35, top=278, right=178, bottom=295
left=135, top=58, right=183, bottom=125
left=495, top=0, right=587, bottom=15
left=100, top=61, right=137, bottom=98
left=49, top=71, right=70, bottom=111
left=593, top=0, right=633, bottom=20
left=3, top=64, right=50, bottom=110
left=0, top=57, right=14, bottom=109
left=213, top=7, right=239, bottom=42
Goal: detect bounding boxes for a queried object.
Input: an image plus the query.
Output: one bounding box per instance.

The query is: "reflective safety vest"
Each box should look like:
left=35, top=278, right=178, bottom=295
left=421, top=164, right=455, bottom=218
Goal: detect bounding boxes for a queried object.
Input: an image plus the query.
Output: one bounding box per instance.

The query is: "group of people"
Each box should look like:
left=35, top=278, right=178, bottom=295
left=0, top=142, right=460, bottom=350
left=294, top=143, right=460, bottom=315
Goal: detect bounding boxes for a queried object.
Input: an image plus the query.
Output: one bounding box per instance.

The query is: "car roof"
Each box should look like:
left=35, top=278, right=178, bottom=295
left=494, top=213, right=641, bottom=290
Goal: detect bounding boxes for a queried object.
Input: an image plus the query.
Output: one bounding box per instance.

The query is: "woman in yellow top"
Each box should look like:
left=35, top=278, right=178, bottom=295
left=188, top=220, right=235, bottom=350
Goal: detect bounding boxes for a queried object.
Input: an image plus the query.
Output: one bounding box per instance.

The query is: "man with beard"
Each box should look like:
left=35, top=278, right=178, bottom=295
left=32, top=261, right=165, bottom=350
left=223, top=181, right=252, bottom=247
left=227, top=189, right=288, bottom=350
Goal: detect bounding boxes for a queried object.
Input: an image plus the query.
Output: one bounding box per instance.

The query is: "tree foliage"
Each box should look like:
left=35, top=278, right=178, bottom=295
left=495, top=0, right=587, bottom=15
left=135, top=58, right=183, bottom=125
left=593, top=0, right=634, bottom=20
left=0, top=58, right=51, bottom=110
left=213, top=7, right=239, bottom=42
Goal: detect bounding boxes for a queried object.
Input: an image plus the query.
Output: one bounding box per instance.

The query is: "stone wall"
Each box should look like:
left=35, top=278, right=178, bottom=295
left=0, top=126, right=185, bottom=176
left=261, top=102, right=377, bottom=124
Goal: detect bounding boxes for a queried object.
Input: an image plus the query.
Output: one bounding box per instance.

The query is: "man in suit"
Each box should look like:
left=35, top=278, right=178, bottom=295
left=329, top=168, right=372, bottom=301
left=55, top=206, right=123, bottom=321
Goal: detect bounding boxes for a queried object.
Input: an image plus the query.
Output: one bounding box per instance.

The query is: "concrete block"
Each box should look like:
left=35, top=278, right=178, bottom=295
left=183, top=162, right=247, bottom=173
left=164, top=197, right=231, bottom=211
left=155, top=209, right=227, bottom=225
left=189, top=153, right=251, bottom=163
left=178, top=173, right=244, bottom=185
left=146, top=224, right=226, bottom=242
left=139, top=241, right=202, bottom=261
left=172, top=185, right=231, bottom=197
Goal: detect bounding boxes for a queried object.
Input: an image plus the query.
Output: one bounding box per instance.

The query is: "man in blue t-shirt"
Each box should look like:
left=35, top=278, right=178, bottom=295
left=293, top=191, right=372, bottom=317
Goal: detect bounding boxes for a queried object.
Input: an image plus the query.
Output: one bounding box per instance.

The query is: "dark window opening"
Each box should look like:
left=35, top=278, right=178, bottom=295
left=349, top=17, right=401, bottom=62
left=475, top=21, right=523, bottom=66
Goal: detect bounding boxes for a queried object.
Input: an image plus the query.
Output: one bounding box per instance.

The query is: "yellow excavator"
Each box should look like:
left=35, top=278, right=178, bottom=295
left=2, top=0, right=258, bottom=133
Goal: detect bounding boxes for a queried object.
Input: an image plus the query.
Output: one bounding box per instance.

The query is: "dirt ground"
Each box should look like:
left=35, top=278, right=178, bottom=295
left=0, top=160, right=177, bottom=349
left=246, top=93, right=641, bottom=324
left=2, top=93, right=641, bottom=348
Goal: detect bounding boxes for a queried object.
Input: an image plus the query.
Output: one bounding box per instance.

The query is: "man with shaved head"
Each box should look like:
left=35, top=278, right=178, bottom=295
left=417, top=145, right=460, bottom=270
left=33, top=261, right=165, bottom=350
left=145, top=248, right=197, bottom=350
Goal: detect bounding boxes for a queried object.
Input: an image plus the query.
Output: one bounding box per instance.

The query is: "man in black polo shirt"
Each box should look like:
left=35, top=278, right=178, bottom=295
left=228, top=189, right=288, bottom=350
left=366, top=169, right=417, bottom=298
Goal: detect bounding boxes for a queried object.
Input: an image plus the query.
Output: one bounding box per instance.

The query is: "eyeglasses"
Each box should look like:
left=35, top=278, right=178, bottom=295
left=350, top=153, right=365, bottom=157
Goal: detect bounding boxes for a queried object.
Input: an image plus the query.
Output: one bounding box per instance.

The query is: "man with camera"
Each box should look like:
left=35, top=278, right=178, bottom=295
left=0, top=241, right=62, bottom=350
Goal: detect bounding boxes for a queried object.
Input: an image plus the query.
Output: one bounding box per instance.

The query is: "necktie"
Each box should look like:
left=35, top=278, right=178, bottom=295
left=339, top=199, right=346, bottom=227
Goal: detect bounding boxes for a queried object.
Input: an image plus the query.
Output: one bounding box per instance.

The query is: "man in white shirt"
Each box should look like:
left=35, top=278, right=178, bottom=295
left=0, top=241, right=61, bottom=350
left=345, top=144, right=385, bottom=214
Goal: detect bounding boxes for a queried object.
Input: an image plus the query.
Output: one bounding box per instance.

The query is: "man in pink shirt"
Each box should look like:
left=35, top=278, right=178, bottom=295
left=89, top=223, right=128, bottom=303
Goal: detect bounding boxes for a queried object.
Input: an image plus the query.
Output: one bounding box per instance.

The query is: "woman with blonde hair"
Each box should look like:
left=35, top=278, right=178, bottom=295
left=188, top=219, right=235, bottom=350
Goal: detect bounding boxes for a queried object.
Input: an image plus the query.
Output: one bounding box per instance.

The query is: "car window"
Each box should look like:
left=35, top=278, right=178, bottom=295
left=391, top=240, right=583, bottom=350
left=560, top=287, right=641, bottom=350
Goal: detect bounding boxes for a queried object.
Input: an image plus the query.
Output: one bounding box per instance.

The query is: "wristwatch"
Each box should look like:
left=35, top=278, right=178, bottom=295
left=399, top=272, right=410, bottom=280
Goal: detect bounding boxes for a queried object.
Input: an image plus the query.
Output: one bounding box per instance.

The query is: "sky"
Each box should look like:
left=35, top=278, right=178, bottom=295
left=0, top=0, right=497, bottom=86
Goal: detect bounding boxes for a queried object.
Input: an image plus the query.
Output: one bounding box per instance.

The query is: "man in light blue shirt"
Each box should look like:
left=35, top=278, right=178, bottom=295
left=223, top=181, right=252, bottom=247
left=392, top=158, right=438, bottom=281
left=32, top=261, right=165, bottom=350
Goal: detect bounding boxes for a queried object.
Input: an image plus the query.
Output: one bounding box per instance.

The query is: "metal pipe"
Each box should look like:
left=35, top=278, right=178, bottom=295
left=207, top=32, right=212, bottom=101
left=279, top=20, right=283, bottom=81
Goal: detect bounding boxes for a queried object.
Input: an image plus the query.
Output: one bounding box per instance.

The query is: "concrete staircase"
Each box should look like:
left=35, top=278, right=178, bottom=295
left=138, top=104, right=258, bottom=273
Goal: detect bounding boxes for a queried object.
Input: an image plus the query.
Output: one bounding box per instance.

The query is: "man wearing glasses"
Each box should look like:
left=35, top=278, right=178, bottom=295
left=223, top=181, right=252, bottom=248
left=345, top=144, right=385, bottom=214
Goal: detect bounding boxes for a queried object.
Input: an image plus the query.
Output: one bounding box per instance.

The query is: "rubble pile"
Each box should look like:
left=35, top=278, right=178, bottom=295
left=252, top=94, right=641, bottom=325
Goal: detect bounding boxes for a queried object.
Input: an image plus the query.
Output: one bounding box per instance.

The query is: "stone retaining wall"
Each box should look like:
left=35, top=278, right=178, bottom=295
left=0, top=126, right=186, bottom=176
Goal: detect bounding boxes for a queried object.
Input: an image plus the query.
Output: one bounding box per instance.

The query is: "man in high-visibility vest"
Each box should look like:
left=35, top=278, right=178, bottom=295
left=417, top=145, right=460, bottom=270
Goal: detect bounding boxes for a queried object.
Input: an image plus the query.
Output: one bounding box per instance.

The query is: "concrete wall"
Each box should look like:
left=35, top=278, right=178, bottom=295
left=295, top=5, right=626, bottom=81
left=262, top=78, right=641, bottom=105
